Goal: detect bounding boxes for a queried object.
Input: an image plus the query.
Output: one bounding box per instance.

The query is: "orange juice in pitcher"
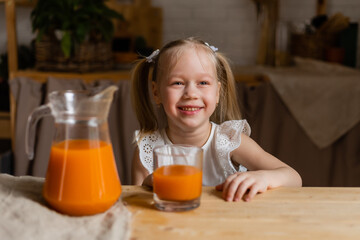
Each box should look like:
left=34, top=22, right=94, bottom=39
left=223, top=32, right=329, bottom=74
left=43, top=139, right=121, bottom=215
left=26, top=86, right=121, bottom=216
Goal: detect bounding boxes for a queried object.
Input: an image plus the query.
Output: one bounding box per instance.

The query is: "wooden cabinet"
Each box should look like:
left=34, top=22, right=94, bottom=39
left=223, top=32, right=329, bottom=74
left=0, top=112, right=10, bottom=139
left=1, top=0, right=163, bottom=148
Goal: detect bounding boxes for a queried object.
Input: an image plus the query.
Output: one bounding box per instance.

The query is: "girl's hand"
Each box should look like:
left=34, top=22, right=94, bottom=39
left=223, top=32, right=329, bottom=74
left=142, top=173, right=153, bottom=188
left=215, top=171, right=269, bottom=202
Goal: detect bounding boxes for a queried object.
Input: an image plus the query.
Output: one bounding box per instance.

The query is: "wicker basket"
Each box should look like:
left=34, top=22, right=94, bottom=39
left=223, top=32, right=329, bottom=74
left=290, top=33, right=336, bottom=60
left=35, top=39, right=114, bottom=72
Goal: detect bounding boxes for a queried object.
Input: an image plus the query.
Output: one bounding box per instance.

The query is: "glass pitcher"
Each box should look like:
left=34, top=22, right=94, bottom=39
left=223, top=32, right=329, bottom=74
left=26, top=86, right=121, bottom=216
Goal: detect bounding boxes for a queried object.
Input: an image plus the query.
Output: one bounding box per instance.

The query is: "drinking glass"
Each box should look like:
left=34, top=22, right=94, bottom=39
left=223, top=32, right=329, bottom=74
left=153, top=145, right=203, bottom=211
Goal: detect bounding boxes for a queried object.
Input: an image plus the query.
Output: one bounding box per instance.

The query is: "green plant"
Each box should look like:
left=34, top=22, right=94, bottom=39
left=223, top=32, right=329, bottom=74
left=31, top=0, right=123, bottom=58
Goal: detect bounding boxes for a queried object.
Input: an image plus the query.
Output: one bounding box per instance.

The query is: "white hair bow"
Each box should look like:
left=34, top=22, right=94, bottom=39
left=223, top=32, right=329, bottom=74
left=145, top=49, right=160, bottom=63
left=205, top=42, right=218, bottom=52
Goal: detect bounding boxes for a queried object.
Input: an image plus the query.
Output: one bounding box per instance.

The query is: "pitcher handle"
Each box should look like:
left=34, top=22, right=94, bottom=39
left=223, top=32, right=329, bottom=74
left=25, top=105, right=52, bottom=160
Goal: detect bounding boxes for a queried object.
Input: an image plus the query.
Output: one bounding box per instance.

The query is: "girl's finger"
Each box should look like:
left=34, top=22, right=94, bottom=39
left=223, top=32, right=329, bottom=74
left=233, top=178, right=254, bottom=201
left=224, top=173, right=248, bottom=200
left=245, top=183, right=268, bottom=201
left=243, top=183, right=260, bottom=202
left=222, top=174, right=240, bottom=200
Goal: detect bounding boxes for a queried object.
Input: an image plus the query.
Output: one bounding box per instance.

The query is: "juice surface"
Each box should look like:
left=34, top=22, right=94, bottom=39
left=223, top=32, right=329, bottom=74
left=43, top=139, right=121, bottom=216
left=153, top=165, right=202, bottom=201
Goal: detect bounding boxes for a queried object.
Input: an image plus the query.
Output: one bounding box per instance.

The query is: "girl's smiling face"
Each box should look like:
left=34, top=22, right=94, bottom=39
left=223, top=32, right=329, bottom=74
left=153, top=46, right=220, bottom=133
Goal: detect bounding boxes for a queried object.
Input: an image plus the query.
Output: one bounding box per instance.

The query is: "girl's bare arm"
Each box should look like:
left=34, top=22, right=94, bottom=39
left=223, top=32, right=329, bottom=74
left=217, top=134, right=302, bottom=201
left=131, top=147, right=149, bottom=185
left=232, top=134, right=301, bottom=186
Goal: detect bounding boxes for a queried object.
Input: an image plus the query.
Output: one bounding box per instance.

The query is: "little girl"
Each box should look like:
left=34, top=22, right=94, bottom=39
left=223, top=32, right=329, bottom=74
left=130, top=37, right=302, bottom=202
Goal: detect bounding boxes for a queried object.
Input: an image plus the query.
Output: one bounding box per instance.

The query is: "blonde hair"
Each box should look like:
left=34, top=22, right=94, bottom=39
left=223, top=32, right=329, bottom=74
left=131, top=37, right=241, bottom=139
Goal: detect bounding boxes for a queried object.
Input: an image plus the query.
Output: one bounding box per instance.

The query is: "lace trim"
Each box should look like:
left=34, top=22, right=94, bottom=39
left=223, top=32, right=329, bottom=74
left=215, top=120, right=251, bottom=178
left=135, top=130, right=164, bottom=174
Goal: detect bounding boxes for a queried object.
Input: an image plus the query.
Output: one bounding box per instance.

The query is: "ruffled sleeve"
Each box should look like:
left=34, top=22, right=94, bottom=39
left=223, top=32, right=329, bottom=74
left=135, top=131, right=165, bottom=174
left=215, top=120, right=251, bottom=174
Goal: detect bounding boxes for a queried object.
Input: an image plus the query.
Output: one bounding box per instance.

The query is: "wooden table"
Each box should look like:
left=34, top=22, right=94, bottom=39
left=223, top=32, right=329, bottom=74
left=121, top=186, right=360, bottom=239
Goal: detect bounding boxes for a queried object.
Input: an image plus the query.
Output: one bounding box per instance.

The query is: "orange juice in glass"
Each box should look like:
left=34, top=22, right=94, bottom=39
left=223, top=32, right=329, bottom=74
left=153, top=145, right=203, bottom=211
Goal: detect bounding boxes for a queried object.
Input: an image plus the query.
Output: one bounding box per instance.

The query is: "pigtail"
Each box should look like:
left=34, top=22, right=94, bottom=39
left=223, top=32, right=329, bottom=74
left=214, top=53, right=242, bottom=122
left=130, top=59, right=158, bottom=137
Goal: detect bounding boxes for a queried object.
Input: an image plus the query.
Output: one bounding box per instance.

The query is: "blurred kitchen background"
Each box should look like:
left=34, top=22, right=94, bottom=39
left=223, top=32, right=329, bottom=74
left=0, top=0, right=359, bottom=187
left=0, top=0, right=359, bottom=68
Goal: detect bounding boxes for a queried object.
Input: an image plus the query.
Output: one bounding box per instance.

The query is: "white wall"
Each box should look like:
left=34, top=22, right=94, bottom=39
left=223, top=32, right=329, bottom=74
left=151, top=0, right=258, bottom=66
left=151, top=0, right=360, bottom=68
left=0, top=6, right=34, bottom=55
left=1, top=0, right=359, bottom=67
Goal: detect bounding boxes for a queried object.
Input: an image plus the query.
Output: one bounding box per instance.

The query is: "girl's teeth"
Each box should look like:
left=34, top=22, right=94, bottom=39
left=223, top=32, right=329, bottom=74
left=182, top=107, right=199, bottom=111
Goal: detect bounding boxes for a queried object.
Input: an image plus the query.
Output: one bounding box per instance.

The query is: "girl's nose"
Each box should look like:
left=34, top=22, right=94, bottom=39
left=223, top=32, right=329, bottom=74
left=183, top=83, right=198, bottom=99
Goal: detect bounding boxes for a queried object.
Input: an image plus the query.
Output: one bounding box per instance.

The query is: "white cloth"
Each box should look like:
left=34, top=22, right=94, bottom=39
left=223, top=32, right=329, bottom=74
left=136, top=120, right=251, bottom=186
left=0, top=174, right=131, bottom=240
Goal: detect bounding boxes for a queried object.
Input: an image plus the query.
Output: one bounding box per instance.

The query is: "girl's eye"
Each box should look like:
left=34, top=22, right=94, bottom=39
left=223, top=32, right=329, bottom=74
left=199, top=81, right=209, bottom=85
left=172, top=81, right=183, bottom=85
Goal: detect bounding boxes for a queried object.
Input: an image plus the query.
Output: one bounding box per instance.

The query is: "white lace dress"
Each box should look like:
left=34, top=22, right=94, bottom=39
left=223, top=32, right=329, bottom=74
left=135, top=120, right=251, bottom=186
